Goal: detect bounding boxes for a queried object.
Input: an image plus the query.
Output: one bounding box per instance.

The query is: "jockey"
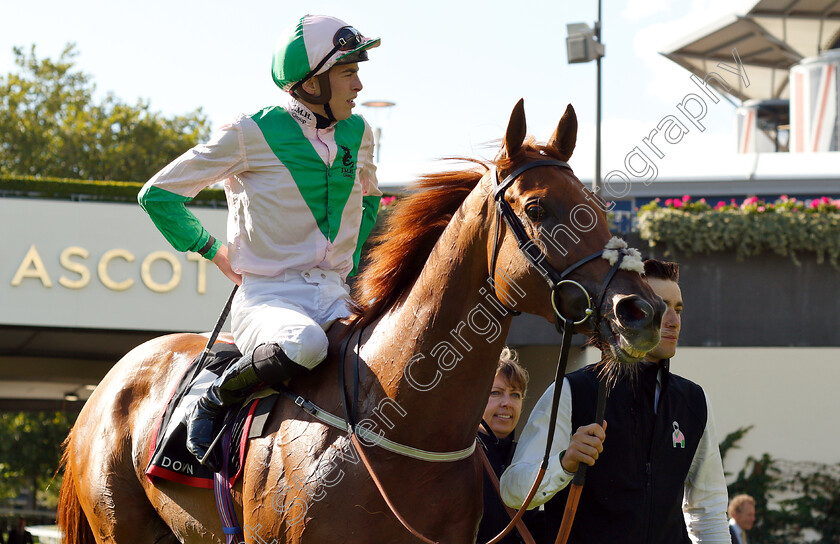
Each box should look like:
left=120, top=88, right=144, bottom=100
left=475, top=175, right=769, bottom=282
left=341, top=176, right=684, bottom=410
left=138, top=14, right=381, bottom=471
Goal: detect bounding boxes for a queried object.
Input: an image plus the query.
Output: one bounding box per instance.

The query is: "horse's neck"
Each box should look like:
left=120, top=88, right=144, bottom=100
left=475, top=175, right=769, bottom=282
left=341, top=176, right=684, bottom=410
left=364, top=186, right=513, bottom=450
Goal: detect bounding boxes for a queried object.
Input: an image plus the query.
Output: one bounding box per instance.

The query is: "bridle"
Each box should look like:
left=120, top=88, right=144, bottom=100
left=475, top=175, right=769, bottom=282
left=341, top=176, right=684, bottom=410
left=487, top=158, right=630, bottom=544
left=489, top=158, right=628, bottom=329
left=335, top=158, right=638, bottom=544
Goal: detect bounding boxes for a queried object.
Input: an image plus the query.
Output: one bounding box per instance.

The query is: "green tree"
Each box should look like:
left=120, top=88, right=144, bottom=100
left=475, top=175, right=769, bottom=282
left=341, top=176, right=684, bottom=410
left=721, top=427, right=840, bottom=543
left=0, top=411, right=75, bottom=510
left=0, top=43, right=210, bottom=181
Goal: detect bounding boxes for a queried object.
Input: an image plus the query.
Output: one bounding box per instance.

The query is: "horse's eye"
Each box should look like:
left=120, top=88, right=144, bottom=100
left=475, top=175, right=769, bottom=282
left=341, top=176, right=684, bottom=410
left=525, top=205, right=545, bottom=222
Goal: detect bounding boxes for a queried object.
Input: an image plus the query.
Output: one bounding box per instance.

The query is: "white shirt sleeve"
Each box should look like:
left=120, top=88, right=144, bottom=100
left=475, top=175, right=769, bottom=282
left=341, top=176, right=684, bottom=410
left=145, top=119, right=248, bottom=198
left=683, top=390, right=731, bottom=542
left=500, top=378, right=576, bottom=509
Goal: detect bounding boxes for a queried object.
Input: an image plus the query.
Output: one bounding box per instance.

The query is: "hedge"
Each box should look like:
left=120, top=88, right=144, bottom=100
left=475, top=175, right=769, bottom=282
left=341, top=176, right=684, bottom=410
left=638, top=195, right=840, bottom=267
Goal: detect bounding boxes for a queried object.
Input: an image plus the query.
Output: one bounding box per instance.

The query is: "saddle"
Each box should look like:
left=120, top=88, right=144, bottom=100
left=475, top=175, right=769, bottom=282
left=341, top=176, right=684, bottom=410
left=145, top=343, right=278, bottom=488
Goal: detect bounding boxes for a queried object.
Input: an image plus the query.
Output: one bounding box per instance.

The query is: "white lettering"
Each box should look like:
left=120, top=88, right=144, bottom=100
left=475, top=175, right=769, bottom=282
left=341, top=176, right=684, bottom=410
left=658, top=115, right=690, bottom=145
left=10, top=245, right=210, bottom=294
left=625, top=146, right=660, bottom=180
left=404, top=354, right=442, bottom=392
left=188, top=252, right=208, bottom=294
left=11, top=245, right=52, bottom=287
left=467, top=304, right=502, bottom=343
left=59, top=246, right=91, bottom=289
left=98, top=249, right=135, bottom=291
left=570, top=204, right=598, bottom=233
left=717, top=48, right=751, bottom=89
left=141, top=251, right=182, bottom=293
left=676, top=94, right=709, bottom=132
left=431, top=341, right=463, bottom=371
left=603, top=170, right=632, bottom=198
left=371, top=397, right=407, bottom=430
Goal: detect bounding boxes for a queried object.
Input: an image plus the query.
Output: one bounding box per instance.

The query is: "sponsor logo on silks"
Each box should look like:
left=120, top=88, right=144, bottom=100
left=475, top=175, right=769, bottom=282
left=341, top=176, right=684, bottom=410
left=672, top=421, right=686, bottom=448
left=289, top=105, right=313, bottom=124
left=339, top=145, right=355, bottom=177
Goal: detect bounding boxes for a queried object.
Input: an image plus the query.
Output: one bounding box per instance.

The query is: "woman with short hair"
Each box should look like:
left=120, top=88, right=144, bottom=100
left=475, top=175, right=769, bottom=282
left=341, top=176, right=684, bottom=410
left=476, top=347, right=544, bottom=544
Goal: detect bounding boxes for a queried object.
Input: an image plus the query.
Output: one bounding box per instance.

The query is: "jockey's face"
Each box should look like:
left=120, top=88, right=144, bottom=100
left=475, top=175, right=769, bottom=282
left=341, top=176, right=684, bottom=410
left=326, top=63, right=363, bottom=121
left=297, top=63, right=362, bottom=122
left=644, top=278, right=683, bottom=363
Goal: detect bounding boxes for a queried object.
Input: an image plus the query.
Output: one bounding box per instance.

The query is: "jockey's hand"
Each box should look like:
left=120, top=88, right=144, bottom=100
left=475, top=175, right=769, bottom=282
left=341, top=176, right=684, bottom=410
left=560, top=421, right=607, bottom=474
left=211, top=244, right=242, bottom=286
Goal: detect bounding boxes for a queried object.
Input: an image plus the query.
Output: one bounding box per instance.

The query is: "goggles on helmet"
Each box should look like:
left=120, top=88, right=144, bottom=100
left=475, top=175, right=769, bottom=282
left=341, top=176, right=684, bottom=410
left=291, top=26, right=366, bottom=94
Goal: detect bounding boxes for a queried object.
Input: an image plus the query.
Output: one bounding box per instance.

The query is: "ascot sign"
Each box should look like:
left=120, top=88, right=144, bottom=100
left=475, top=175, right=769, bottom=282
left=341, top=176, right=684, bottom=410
left=11, top=245, right=213, bottom=294
left=1, top=198, right=229, bottom=332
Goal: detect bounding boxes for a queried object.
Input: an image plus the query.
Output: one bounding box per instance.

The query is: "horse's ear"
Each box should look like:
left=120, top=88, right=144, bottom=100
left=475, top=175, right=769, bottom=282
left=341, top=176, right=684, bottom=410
left=547, top=104, right=577, bottom=161
left=502, top=98, right=527, bottom=159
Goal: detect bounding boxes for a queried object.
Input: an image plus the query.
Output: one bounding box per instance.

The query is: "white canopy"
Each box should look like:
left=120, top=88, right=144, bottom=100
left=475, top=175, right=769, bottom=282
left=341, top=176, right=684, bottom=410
left=661, top=0, right=840, bottom=102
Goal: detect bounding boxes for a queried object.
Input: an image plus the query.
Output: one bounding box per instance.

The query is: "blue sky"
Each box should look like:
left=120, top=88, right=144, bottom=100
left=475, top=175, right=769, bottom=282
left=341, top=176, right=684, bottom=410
left=2, top=0, right=757, bottom=184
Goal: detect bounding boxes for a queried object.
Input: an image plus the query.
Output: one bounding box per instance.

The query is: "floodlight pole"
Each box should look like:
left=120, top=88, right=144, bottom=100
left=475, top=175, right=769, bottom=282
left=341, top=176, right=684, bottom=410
left=594, top=0, right=603, bottom=197
left=361, top=100, right=396, bottom=163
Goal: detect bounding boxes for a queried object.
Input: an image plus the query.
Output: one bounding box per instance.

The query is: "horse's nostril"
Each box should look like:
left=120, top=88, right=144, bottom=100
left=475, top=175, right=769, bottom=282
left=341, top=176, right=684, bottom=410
left=626, top=302, right=646, bottom=322
left=615, top=295, right=654, bottom=327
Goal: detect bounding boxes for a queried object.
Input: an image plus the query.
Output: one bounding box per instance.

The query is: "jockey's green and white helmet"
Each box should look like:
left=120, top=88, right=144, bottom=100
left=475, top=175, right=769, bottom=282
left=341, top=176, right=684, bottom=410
left=272, top=15, right=380, bottom=105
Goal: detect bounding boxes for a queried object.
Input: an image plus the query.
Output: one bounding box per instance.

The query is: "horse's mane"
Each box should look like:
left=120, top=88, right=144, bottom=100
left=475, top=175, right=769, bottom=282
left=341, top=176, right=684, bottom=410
left=352, top=138, right=553, bottom=327
left=351, top=160, right=486, bottom=326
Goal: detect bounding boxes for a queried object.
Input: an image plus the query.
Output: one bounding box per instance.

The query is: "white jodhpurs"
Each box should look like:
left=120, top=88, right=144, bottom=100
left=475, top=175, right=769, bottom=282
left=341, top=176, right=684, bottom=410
left=231, top=268, right=352, bottom=369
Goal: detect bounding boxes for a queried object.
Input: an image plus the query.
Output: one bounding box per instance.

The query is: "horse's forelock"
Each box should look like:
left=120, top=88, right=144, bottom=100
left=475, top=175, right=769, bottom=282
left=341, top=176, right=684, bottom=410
left=495, top=137, right=567, bottom=170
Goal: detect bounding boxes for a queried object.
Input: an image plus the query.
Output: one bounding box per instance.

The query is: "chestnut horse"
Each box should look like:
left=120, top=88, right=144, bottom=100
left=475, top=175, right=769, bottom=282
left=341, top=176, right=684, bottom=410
left=58, top=100, right=663, bottom=544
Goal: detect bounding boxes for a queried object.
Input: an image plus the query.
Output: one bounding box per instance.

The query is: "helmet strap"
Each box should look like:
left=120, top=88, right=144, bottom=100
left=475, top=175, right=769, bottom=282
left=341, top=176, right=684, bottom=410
left=323, top=103, right=337, bottom=125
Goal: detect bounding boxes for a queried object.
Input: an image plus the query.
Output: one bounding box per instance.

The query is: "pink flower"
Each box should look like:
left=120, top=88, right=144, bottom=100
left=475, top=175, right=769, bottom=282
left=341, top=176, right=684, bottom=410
left=780, top=194, right=789, bottom=200
left=744, top=196, right=759, bottom=206
left=698, top=198, right=707, bottom=204
left=821, top=196, right=831, bottom=204
left=664, top=198, right=674, bottom=207
left=715, top=201, right=726, bottom=209
left=757, top=206, right=766, bottom=212
left=731, top=199, right=737, bottom=205
left=810, top=199, right=820, bottom=208
left=673, top=200, right=684, bottom=208
left=682, top=195, right=691, bottom=203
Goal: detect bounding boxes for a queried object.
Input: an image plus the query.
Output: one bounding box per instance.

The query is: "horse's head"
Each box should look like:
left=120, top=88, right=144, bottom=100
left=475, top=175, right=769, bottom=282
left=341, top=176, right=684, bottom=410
left=487, top=99, right=664, bottom=364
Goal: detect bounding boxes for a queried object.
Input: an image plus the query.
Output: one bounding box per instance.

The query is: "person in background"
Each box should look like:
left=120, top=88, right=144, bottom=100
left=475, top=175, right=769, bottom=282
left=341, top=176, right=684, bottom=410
left=729, top=494, right=756, bottom=543
left=500, top=259, right=730, bottom=543
left=6, top=518, right=33, bottom=544
left=476, top=347, right=545, bottom=544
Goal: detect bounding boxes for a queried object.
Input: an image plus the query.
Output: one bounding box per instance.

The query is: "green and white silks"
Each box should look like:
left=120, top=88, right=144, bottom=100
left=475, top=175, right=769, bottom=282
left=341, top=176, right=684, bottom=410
left=138, top=96, right=381, bottom=279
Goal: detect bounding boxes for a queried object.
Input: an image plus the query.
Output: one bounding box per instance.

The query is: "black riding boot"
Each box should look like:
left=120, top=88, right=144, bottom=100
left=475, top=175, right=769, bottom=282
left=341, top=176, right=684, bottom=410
left=185, top=342, right=309, bottom=471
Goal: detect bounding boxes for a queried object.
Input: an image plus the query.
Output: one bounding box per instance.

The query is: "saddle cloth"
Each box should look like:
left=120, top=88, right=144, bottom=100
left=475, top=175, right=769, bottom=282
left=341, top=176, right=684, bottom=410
left=145, top=342, right=277, bottom=488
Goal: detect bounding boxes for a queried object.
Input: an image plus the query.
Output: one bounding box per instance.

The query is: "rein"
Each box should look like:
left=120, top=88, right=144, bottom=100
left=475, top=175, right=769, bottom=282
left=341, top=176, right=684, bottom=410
left=339, top=326, right=442, bottom=544
left=490, top=159, right=627, bottom=544
left=475, top=433, right=537, bottom=544
left=296, top=159, right=632, bottom=544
